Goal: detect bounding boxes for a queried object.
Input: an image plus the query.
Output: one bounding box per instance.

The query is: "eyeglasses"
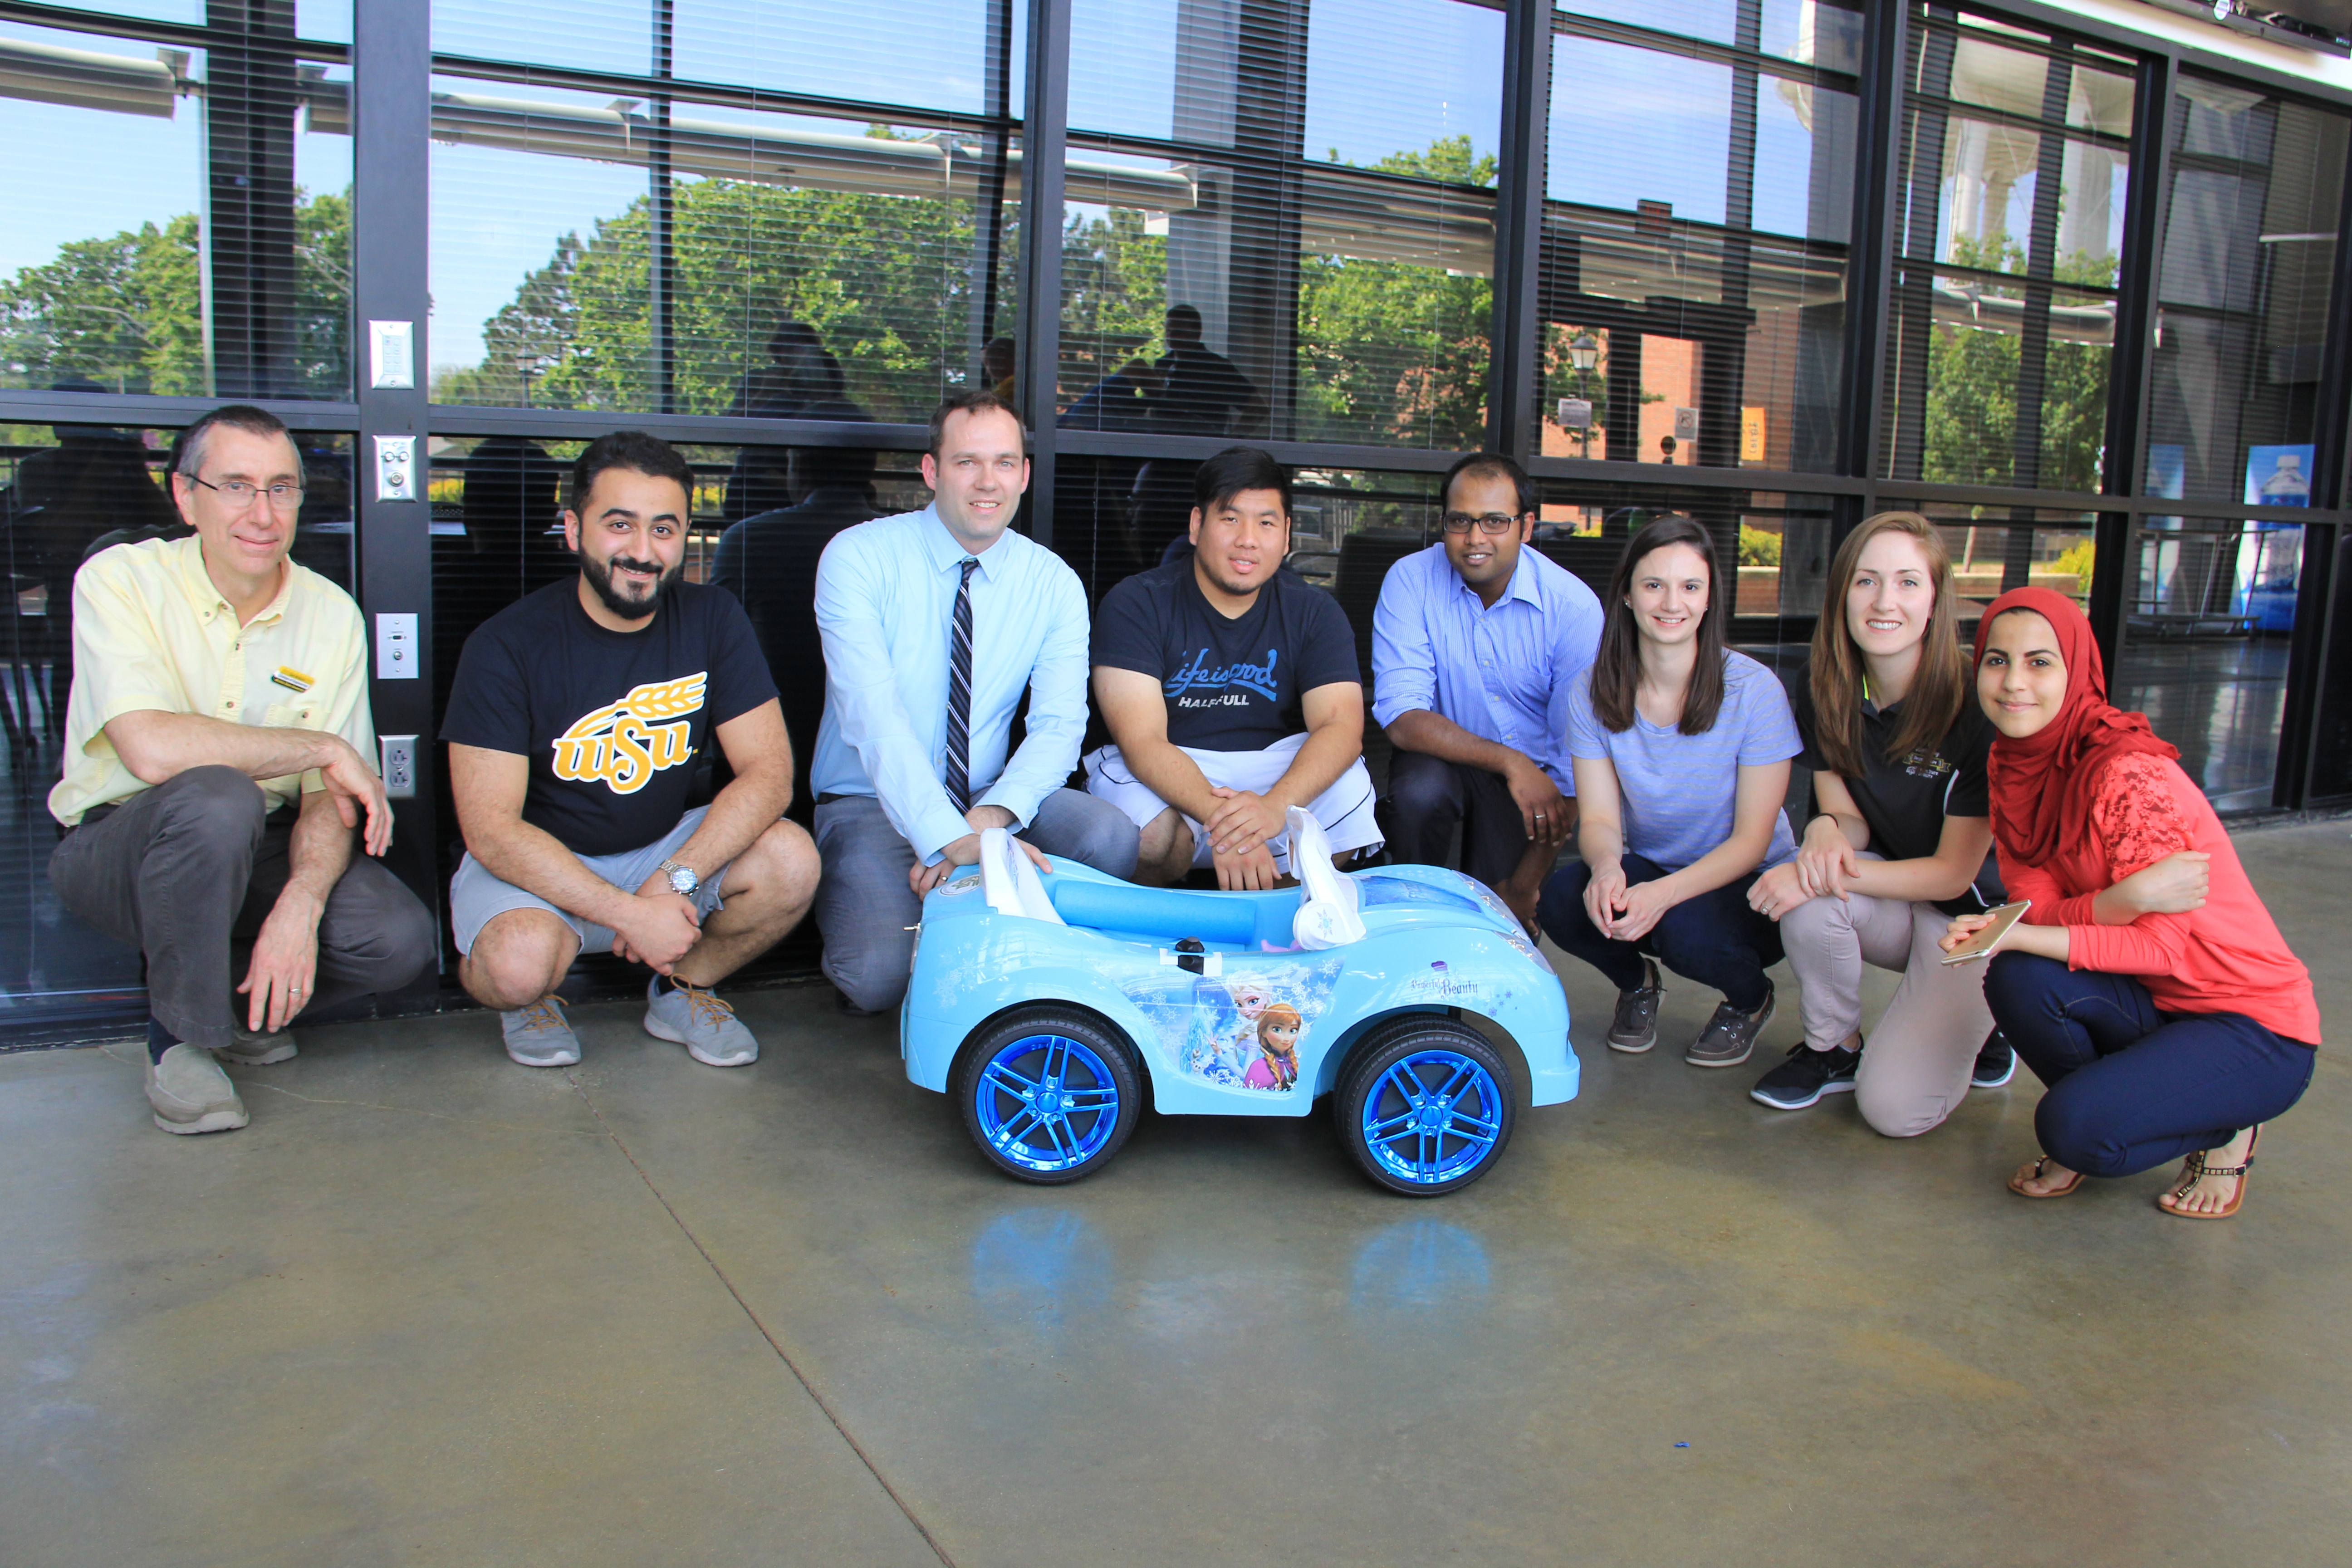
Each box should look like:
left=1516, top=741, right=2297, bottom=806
left=1440, top=512, right=1523, bottom=535
left=189, top=475, right=304, bottom=509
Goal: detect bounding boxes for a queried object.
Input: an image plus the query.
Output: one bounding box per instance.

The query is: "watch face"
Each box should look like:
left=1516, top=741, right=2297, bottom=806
left=668, top=867, right=697, bottom=895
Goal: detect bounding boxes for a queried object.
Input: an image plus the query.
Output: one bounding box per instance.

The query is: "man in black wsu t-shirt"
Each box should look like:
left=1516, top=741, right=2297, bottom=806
left=1086, top=447, right=1380, bottom=889
left=441, top=431, right=820, bottom=1071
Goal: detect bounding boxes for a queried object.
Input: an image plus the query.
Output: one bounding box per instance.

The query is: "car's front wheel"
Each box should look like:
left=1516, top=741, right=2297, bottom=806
left=956, top=1009, right=1141, bottom=1185
left=1338, top=1018, right=1516, bottom=1196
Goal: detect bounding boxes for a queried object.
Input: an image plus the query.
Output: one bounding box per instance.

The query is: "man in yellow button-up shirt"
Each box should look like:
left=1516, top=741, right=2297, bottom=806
left=48, top=405, right=435, bottom=1136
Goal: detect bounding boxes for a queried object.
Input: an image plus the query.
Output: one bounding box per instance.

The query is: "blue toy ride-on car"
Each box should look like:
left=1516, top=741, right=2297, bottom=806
left=901, top=808, right=1578, bottom=1196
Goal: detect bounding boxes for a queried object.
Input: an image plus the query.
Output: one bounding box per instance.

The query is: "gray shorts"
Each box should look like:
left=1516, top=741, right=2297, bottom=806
left=449, top=807, right=730, bottom=955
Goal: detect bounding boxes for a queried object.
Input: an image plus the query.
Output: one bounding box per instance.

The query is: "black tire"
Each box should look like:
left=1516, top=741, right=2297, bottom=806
left=1337, top=1017, right=1517, bottom=1197
left=955, top=1009, right=1142, bottom=1185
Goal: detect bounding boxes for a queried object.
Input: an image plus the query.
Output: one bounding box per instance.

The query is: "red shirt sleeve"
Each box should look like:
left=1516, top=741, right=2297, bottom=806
left=2063, top=755, right=2197, bottom=975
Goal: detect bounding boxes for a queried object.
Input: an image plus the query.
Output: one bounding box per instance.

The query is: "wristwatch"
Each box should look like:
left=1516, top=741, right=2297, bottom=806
left=658, top=859, right=699, bottom=897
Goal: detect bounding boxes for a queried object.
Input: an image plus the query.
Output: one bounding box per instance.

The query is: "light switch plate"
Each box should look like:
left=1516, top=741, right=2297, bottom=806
left=380, top=735, right=418, bottom=799
left=373, top=435, right=416, bottom=502
left=375, top=612, right=418, bottom=680
left=368, top=320, right=415, bottom=389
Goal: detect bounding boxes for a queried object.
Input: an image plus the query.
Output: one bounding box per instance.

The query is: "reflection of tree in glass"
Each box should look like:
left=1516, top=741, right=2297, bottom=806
left=1298, top=137, right=1495, bottom=448
left=1923, top=235, right=2117, bottom=493
left=0, top=191, right=351, bottom=397
left=433, top=167, right=1017, bottom=419
left=1053, top=137, right=1499, bottom=446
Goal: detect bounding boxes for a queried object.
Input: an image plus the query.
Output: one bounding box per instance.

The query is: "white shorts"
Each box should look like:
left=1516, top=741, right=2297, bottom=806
left=1083, top=733, right=1383, bottom=872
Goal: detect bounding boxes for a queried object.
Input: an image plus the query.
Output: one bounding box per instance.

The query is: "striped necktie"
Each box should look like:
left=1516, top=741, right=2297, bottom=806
left=944, top=556, right=979, bottom=812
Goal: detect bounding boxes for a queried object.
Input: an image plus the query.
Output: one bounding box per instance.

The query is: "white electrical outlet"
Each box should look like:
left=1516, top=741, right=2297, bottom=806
left=380, top=735, right=418, bottom=799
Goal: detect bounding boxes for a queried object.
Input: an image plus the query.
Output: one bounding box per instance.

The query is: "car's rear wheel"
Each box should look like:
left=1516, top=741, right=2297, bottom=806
left=1338, top=1018, right=1516, bottom=1197
left=956, top=1009, right=1141, bottom=1185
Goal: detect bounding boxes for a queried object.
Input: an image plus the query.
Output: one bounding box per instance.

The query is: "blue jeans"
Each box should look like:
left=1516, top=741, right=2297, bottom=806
left=1983, top=952, right=2315, bottom=1178
left=1537, top=853, right=1782, bottom=1011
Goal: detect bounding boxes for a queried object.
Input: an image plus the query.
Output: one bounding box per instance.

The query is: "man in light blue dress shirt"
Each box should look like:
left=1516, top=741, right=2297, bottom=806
left=1371, top=453, right=1604, bottom=927
left=810, top=391, right=1139, bottom=1013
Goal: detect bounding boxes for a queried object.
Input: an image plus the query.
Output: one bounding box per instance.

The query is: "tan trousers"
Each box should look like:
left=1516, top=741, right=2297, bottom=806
left=1779, top=857, right=1994, bottom=1138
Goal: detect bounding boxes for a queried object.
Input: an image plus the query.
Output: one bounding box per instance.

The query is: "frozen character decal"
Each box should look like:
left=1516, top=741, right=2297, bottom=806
left=1117, top=952, right=1344, bottom=1090
left=1243, top=1004, right=1303, bottom=1091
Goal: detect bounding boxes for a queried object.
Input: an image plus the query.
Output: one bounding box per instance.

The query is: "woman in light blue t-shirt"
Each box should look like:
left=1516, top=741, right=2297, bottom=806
left=1536, top=514, right=1802, bottom=1068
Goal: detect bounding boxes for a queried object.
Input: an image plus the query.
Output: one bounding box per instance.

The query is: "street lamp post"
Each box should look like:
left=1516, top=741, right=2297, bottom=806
left=1567, top=333, right=1600, bottom=457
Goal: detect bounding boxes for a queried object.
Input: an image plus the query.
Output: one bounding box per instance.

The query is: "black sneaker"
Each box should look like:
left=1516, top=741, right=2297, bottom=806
left=1686, top=984, right=1775, bottom=1068
left=1750, top=1041, right=1861, bottom=1109
left=1971, top=1030, right=2016, bottom=1088
left=1605, top=956, right=1663, bottom=1053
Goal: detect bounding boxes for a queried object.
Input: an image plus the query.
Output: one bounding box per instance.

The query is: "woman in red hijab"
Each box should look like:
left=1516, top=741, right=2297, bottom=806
left=1940, top=588, right=2319, bottom=1218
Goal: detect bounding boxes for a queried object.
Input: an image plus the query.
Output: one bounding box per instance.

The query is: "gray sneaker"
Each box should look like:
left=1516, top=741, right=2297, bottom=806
left=1687, top=985, right=1776, bottom=1068
left=213, top=1022, right=297, bottom=1066
left=501, top=995, right=580, bottom=1068
left=644, top=977, right=758, bottom=1067
left=146, top=1043, right=250, bottom=1135
left=1606, top=956, right=1663, bottom=1053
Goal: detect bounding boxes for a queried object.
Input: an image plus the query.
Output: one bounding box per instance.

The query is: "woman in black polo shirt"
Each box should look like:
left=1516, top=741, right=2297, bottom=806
left=1742, top=512, right=2009, bottom=1131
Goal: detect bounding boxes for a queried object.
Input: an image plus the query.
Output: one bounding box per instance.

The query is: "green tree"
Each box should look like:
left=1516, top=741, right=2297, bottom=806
left=0, top=190, right=351, bottom=397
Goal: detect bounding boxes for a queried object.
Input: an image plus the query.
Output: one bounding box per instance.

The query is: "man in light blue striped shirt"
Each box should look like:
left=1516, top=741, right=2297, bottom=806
left=810, top=392, right=1139, bottom=1013
left=1371, top=453, right=1604, bottom=927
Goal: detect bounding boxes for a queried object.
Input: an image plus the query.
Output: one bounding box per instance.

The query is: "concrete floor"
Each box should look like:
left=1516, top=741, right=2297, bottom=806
left=5, top=822, right=2349, bottom=1568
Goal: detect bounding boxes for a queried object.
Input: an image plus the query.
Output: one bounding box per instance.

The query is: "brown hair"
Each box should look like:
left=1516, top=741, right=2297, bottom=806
left=1588, top=514, right=1727, bottom=735
left=928, top=388, right=1028, bottom=456
left=1808, top=511, right=1968, bottom=778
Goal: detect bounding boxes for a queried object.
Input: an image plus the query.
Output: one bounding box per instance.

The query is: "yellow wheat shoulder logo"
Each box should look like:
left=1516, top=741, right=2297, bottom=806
left=552, top=672, right=707, bottom=794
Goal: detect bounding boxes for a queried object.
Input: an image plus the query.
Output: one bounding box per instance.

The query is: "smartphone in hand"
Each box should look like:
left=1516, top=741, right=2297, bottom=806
left=1940, top=900, right=2031, bottom=965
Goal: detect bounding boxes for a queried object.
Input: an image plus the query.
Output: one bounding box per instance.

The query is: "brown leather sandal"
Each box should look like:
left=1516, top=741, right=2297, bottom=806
left=2007, top=1155, right=2086, bottom=1199
left=2160, top=1127, right=2259, bottom=1220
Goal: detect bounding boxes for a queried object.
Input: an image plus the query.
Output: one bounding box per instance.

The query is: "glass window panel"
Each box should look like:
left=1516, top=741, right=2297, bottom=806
left=0, top=20, right=352, bottom=400
left=1067, top=0, right=1181, bottom=142
left=1305, top=0, right=1502, bottom=176
left=1549, top=36, right=1733, bottom=225
left=1761, top=0, right=1864, bottom=75
left=0, top=423, right=353, bottom=1040
left=1882, top=12, right=2128, bottom=494
left=1883, top=271, right=2115, bottom=490
left=2112, top=517, right=2298, bottom=811
left=2145, top=83, right=2347, bottom=508
left=433, top=0, right=1010, bottom=114
left=1558, top=0, right=1739, bottom=45
left=428, top=75, right=1020, bottom=421
left=1059, top=0, right=1496, bottom=450
left=1541, top=36, right=1854, bottom=472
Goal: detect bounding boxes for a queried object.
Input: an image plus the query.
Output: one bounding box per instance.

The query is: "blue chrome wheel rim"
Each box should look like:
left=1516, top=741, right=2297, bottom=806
left=1359, top=1049, right=1505, bottom=1187
left=974, top=1033, right=1123, bottom=1174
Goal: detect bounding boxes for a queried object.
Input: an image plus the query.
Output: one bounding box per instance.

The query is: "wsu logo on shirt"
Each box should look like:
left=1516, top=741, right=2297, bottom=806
left=552, top=672, right=707, bottom=794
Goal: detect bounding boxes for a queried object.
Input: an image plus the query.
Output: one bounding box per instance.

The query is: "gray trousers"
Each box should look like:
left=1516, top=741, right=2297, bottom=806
left=1778, top=853, right=1994, bottom=1139
left=50, top=765, right=438, bottom=1049
left=813, top=787, right=1139, bottom=1013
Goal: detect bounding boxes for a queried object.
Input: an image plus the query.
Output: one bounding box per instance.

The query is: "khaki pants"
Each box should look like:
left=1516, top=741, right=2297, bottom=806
left=1779, top=855, right=1993, bottom=1138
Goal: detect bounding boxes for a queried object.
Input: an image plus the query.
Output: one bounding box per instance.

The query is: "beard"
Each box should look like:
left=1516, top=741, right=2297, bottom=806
left=580, top=551, right=679, bottom=620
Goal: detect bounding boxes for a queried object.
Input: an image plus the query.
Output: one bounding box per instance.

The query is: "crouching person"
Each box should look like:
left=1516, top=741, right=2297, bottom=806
left=48, top=404, right=436, bottom=1134
left=1087, top=446, right=1380, bottom=888
left=443, top=431, right=819, bottom=1068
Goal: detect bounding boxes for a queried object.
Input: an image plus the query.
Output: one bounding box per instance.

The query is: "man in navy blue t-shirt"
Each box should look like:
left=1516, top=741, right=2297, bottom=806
left=441, top=431, right=820, bottom=1070
left=1087, top=447, right=1379, bottom=889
